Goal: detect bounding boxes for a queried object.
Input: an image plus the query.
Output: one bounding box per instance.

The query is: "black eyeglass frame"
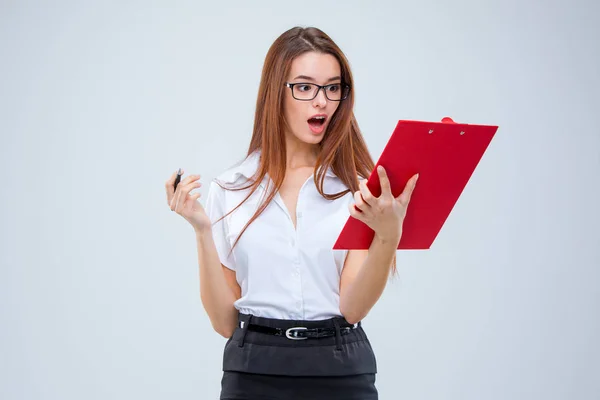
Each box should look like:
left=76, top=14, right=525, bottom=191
left=284, top=82, right=351, bottom=101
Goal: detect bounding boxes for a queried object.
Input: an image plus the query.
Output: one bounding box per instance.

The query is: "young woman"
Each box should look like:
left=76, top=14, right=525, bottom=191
left=165, top=26, right=418, bottom=400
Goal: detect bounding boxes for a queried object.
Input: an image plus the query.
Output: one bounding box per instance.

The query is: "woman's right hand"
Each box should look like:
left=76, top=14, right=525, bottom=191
left=165, top=170, right=212, bottom=233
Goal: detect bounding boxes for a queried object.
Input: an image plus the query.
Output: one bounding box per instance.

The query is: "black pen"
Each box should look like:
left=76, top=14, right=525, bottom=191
left=174, top=168, right=182, bottom=191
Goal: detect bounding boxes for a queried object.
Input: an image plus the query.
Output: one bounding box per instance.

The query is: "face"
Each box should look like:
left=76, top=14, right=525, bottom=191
left=283, top=51, right=343, bottom=148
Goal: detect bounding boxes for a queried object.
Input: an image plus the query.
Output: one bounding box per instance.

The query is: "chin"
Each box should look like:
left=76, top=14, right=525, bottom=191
left=287, top=125, right=327, bottom=146
left=302, top=132, right=325, bottom=145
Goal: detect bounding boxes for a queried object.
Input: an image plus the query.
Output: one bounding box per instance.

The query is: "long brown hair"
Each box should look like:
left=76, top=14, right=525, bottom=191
left=217, top=27, right=396, bottom=273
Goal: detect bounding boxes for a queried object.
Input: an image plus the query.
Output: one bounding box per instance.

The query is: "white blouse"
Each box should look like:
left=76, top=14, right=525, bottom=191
left=204, top=150, right=356, bottom=321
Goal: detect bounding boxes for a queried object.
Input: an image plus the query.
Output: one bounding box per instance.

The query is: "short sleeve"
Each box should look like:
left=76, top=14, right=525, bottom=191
left=204, top=180, right=236, bottom=270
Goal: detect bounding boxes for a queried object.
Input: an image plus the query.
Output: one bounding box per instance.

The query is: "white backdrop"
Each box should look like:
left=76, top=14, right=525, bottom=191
left=1, top=0, right=599, bottom=399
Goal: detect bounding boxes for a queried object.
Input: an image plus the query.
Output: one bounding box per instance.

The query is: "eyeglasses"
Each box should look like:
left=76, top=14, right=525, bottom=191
left=284, top=82, right=351, bottom=101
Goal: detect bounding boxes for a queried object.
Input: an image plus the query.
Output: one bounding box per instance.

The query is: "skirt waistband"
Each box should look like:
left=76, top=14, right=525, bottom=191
left=223, top=313, right=377, bottom=376
left=237, top=313, right=360, bottom=329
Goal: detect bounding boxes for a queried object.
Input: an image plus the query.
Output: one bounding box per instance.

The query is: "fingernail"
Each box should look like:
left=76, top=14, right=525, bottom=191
left=377, top=165, right=383, bottom=172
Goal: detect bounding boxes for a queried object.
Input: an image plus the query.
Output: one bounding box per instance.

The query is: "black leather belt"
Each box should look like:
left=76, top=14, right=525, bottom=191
left=244, top=323, right=357, bottom=340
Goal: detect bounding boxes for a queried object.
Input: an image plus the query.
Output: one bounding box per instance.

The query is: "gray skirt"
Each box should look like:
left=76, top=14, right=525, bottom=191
left=220, top=313, right=378, bottom=400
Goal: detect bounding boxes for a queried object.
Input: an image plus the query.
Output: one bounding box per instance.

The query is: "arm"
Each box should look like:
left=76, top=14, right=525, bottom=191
left=339, top=237, right=397, bottom=324
left=195, top=228, right=241, bottom=338
left=339, top=166, right=418, bottom=324
left=167, top=171, right=241, bottom=338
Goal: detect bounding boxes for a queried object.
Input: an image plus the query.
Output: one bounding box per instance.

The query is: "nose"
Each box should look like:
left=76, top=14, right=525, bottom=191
left=312, top=87, right=328, bottom=108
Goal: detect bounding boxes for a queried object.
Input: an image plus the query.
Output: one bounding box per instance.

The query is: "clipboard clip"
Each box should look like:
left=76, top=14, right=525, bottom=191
left=441, top=117, right=466, bottom=135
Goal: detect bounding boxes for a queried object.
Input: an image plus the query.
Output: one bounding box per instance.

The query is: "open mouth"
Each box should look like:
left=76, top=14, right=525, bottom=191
left=307, top=115, right=327, bottom=133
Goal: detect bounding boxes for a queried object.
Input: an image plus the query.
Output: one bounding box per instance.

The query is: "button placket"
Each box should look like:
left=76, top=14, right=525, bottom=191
left=293, top=236, right=303, bottom=318
left=293, top=181, right=308, bottom=320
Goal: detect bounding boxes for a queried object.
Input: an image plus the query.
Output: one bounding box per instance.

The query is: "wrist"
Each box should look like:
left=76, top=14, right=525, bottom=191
left=194, top=225, right=212, bottom=238
left=373, top=231, right=401, bottom=247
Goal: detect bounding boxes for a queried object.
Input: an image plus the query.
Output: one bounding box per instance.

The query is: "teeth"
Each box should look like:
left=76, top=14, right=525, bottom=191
left=314, top=116, right=325, bottom=120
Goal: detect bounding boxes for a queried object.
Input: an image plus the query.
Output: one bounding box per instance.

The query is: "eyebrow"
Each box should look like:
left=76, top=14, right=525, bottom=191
left=292, top=75, right=342, bottom=83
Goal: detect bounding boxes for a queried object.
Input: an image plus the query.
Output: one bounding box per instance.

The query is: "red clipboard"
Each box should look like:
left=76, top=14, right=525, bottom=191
left=333, top=117, right=498, bottom=250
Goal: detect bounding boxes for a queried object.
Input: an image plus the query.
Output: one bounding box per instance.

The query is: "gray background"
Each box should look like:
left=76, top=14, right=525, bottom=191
left=1, top=0, right=599, bottom=399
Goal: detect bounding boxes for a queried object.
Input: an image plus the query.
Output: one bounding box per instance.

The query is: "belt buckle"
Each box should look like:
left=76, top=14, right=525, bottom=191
left=285, top=327, right=308, bottom=340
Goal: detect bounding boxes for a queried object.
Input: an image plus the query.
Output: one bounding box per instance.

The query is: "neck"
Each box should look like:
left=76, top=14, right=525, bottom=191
left=284, top=133, right=319, bottom=170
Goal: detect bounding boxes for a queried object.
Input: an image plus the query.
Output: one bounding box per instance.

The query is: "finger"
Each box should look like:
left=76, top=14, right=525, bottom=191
left=174, top=181, right=202, bottom=213
left=165, top=169, right=184, bottom=204
left=184, top=192, right=202, bottom=212
left=170, top=182, right=185, bottom=212
left=165, top=169, right=182, bottom=188
left=175, top=174, right=201, bottom=199
left=353, top=190, right=366, bottom=212
left=358, top=179, right=374, bottom=207
left=180, top=174, right=201, bottom=186
left=176, top=181, right=202, bottom=212
left=188, top=192, right=201, bottom=204
left=348, top=201, right=364, bottom=221
left=173, top=190, right=185, bottom=214
left=170, top=190, right=180, bottom=211
left=169, top=174, right=200, bottom=210
left=396, top=173, right=419, bottom=206
left=377, top=166, right=392, bottom=198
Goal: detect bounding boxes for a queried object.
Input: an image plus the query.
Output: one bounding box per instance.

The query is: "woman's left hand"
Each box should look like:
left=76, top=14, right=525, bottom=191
left=348, top=165, right=419, bottom=244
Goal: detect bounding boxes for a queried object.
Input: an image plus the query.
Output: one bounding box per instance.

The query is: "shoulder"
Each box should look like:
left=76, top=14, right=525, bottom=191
left=205, top=150, right=261, bottom=212
left=214, top=150, right=261, bottom=187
